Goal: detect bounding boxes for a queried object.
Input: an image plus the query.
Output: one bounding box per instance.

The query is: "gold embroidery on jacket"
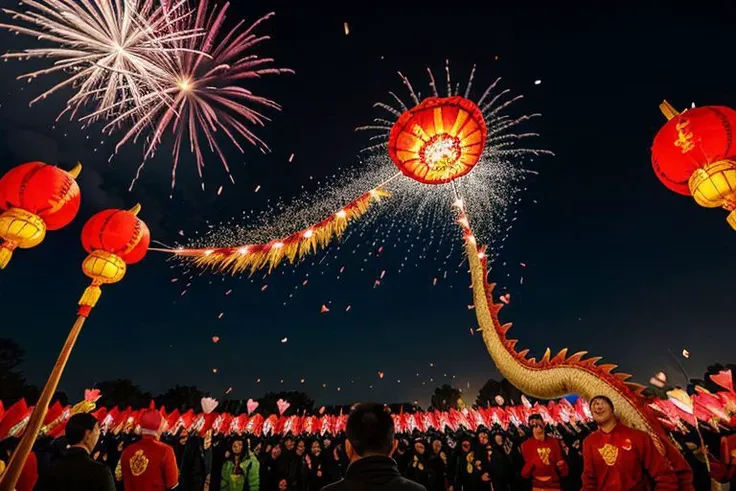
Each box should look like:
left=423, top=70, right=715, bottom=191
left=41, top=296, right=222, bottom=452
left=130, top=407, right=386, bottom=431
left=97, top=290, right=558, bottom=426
left=597, top=444, right=618, bottom=466
left=130, top=449, right=149, bottom=476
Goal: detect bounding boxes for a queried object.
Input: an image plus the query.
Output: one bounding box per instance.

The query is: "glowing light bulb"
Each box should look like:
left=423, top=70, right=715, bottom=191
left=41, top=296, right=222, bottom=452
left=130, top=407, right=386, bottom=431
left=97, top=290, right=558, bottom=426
left=303, top=229, right=314, bottom=238
left=336, top=209, right=347, bottom=218
left=272, top=241, right=284, bottom=249
left=203, top=249, right=214, bottom=256
left=237, top=247, right=248, bottom=255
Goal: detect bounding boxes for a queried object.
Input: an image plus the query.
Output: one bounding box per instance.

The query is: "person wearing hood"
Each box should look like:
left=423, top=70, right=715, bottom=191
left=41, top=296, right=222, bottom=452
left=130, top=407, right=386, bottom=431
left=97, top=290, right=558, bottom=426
left=221, top=437, right=259, bottom=491
left=426, top=435, right=448, bottom=491
left=323, top=402, right=426, bottom=491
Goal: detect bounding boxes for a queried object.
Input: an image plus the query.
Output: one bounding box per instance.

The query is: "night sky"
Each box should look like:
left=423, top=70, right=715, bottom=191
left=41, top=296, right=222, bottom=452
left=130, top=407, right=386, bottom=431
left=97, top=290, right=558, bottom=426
left=1, top=2, right=736, bottom=408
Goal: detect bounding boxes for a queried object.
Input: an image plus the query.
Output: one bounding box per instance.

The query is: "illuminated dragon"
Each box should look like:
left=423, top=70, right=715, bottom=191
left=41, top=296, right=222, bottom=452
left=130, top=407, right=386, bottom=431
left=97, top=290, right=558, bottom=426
left=458, top=211, right=694, bottom=487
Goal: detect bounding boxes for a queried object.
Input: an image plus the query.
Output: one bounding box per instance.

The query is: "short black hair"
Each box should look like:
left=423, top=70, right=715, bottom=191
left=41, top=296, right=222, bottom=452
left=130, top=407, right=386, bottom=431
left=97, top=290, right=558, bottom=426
left=528, top=414, right=544, bottom=424
left=590, top=395, right=614, bottom=411
left=65, top=413, right=98, bottom=445
left=346, top=403, right=394, bottom=456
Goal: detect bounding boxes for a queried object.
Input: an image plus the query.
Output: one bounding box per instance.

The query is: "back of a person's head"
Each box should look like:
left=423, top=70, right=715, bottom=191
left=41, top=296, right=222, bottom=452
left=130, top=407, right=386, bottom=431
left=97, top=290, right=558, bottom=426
left=346, top=403, right=394, bottom=456
left=65, top=413, right=97, bottom=445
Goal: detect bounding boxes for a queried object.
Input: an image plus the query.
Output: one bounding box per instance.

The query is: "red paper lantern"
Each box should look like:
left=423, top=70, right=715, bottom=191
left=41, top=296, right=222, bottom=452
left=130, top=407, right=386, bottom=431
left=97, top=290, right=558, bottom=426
left=78, top=204, right=150, bottom=316
left=0, top=162, right=81, bottom=268
left=652, top=101, right=736, bottom=229
left=388, top=96, right=487, bottom=185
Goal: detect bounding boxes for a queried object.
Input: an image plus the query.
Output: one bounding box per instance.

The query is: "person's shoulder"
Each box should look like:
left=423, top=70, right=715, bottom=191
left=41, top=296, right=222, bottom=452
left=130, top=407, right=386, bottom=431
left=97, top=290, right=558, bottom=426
left=322, top=478, right=346, bottom=491
left=395, top=475, right=427, bottom=491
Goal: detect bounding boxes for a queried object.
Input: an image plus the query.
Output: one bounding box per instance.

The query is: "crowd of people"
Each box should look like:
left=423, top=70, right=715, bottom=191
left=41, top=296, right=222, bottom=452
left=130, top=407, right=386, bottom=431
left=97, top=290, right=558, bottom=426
left=1, top=394, right=731, bottom=491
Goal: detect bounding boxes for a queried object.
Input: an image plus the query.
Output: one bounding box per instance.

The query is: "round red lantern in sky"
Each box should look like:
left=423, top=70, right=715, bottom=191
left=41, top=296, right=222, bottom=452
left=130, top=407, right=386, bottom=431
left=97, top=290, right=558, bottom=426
left=78, top=204, right=150, bottom=316
left=388, top=96, right=487, bottom=185
left=652, top=102, right=736, bottom=195
left=652, top=101, right=736, bottom=229
left=0, top=161, right=81, bottom=268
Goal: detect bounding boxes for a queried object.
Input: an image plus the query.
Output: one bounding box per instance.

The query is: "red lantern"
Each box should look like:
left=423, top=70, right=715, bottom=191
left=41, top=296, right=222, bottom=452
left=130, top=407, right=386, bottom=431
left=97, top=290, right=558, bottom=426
left=78, top=204, right=150, bottom=317
left=388, top=96, right=487, bottom=185
left=652, top=101, right=736, bottom=229
left=0, top=162, right=81, bottom=268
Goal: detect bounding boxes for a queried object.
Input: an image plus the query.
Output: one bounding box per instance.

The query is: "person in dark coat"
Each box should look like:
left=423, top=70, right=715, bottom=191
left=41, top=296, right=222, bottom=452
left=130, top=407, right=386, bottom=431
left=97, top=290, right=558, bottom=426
left=35, top=412, right=116, bottom=491
left=323, top=402, right=426, bottom=491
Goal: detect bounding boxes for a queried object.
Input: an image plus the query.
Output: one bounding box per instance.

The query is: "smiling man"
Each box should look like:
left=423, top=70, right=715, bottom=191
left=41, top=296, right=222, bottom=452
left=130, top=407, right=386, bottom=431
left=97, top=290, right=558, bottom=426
left=581, top=395, right=678, bottom=490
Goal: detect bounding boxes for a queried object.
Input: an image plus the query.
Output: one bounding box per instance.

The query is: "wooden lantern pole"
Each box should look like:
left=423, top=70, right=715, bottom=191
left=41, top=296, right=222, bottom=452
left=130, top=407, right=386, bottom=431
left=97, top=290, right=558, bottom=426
left=0, top=315, right=87, bottom=491
left=0, top=203, right=148, bottom=491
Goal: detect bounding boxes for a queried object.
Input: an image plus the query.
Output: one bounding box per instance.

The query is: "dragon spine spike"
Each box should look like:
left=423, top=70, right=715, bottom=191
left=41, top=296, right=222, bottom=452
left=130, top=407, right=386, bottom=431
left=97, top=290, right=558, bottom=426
left=614, top=373, right=633, bottom=381
left=566, top=351, right=588, bottom=363
left=500, top=322, right=513, bottom=335
left=551, top=348, right=568, bottom=363
left=541, top=348, right=552, bottom=364
left=518, top=349, right=530, bottom=358
left=584, top=356, right=603, bottom=366
left=598, top=364, right=618, bottom=373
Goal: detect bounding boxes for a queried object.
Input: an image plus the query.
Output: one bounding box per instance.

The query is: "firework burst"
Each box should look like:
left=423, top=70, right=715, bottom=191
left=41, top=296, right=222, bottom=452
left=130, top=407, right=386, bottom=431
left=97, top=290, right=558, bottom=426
left=92, top=0, right=293, bottom=189
left=1, top=0, right=201, bottom=120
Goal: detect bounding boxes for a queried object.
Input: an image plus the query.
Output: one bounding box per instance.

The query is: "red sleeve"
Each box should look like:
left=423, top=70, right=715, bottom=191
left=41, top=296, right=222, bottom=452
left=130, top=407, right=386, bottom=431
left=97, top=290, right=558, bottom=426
left=639, top=433, right=678, bottom=491
left=553, top=439, right=568, bottom=477
left=16, top=451, right=38, bottom=491
left=162, top=445, right=179, bottom=489
left=581, top=436, right=598, bottom=491
left=519, top=441, right=534, bottom=478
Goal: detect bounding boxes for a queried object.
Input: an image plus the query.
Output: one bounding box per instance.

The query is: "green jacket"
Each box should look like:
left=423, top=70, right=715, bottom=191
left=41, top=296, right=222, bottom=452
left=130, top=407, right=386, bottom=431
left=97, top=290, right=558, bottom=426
left=221, top=454, right=259, bottom=491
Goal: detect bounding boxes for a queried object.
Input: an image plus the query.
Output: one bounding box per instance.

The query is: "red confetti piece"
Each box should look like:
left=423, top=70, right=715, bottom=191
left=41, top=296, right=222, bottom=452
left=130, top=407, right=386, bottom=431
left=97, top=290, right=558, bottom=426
left=321, top=304, right=330, bottom=313
left=261, top=285, right=268, bottom=291
left=212, top=336, right=220, bottom=343
left=380, top=270, right=386, bottom=279
left=302, top=280, right=308, bottom=286
left=378, top=371, right=384, bottom=379
left=217, top=186, right=223, bottom=195
left=500, top=293, right=510, bottom=304
left=339, top=266, right=345, bottom=273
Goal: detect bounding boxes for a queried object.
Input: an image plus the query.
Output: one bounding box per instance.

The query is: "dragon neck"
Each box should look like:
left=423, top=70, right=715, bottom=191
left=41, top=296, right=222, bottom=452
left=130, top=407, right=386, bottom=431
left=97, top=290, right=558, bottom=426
left=463, top=234, right=668, bottom=452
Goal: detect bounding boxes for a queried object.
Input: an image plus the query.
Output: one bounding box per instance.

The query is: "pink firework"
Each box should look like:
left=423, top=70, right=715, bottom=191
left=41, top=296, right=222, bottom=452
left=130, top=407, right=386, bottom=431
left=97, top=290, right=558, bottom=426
left=96, top=0, right=293, bottom=190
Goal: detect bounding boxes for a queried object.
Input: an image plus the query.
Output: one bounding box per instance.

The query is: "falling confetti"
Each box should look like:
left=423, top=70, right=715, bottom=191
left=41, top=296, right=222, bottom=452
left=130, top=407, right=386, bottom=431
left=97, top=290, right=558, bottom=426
left=217, top=313, right=224, bottom=319
left=217, top=186, right=223, bottom=196
left=281, top=337, right=288, bottom=343
left=682, top=349, right=690, bottom=359
left=212, top=368, right=218, bottom=373
left=345, top=305, right=351, bottom=312
left=320, top=304, right=330, bottom=313
left=212, top=336, right=220, bottom=343
left=534, top=80, right=542, bottom=85
left=378, top=371, right=384, bottom=379
left=255, top=185, right=261, bottom=192
left=225, top=387, right=233, bottom=395
left=499, top=293, right=510, bottom=304
left=343, top=22, right=349, bottom=35
left=289, top=153, right=295, bottom=162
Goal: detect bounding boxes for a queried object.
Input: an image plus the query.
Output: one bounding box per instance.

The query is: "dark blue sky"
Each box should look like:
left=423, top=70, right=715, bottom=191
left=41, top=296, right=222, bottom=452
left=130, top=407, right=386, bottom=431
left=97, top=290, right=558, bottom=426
left=1, top=2, right=735, bottom=408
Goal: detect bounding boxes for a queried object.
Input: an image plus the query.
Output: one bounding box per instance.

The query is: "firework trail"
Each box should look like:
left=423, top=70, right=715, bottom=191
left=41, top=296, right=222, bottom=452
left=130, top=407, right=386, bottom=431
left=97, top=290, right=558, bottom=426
left=162, top=62, right=548, bottom=275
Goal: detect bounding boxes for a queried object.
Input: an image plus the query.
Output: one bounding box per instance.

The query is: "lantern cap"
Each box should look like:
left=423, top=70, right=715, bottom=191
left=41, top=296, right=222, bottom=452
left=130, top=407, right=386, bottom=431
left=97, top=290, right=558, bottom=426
left=129, top=203, right=141, bottom=216
left=68, top=162, right=82, bottom=179
left=659, top=100, right=680, bottom=121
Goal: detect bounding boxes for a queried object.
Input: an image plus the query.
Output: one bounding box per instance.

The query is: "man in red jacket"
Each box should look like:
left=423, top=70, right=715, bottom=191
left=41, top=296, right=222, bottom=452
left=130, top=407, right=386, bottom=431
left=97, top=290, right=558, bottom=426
left=520, top=414, right=568, bottom=490
left=582, top=395, right=678, bottom=490
left=119, top=409, right=179, bottom=491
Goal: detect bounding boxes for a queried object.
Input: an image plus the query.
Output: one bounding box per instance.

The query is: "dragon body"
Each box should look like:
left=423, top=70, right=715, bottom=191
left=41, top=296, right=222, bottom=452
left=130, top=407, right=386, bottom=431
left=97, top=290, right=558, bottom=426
left=459, top=214, right=694, bottom=489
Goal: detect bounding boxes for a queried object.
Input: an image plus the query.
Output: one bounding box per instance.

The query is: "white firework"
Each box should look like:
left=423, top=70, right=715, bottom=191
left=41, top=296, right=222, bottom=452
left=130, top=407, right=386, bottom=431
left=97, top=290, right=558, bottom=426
left=1, top=0, right=202, bottom=120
